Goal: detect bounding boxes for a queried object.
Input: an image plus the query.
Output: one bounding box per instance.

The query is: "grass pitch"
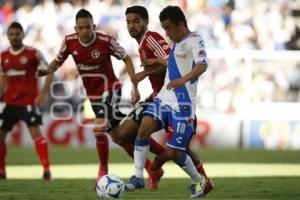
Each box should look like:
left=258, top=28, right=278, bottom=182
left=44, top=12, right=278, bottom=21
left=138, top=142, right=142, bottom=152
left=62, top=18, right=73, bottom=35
left=0, top=146, right=300, bottom=200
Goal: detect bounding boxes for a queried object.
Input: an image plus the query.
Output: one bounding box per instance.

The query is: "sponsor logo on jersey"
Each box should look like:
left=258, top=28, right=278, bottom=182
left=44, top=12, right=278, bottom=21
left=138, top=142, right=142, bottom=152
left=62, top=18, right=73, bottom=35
left=6, top=69, right=26, bottom=76
left=77, top=64, right=100, bottom=71
left=20, top=56, right=28, bottom=64
left=91, top=50, right=100, bottom=59
left=175, top=53, right=186, bottom=59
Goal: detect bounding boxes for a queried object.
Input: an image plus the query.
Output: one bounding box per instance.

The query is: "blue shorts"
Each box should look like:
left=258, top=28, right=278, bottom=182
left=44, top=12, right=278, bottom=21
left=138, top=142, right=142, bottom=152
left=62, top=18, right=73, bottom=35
left=143, top=98, right=195, bottom=151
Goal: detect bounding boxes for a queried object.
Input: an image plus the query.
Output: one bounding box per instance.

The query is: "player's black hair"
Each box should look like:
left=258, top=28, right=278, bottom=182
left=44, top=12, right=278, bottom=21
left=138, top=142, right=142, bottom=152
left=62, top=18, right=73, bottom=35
left=159, top=6, right=187, bottom=27
left=7, top=22, right=24, bottom=33
left=125, top=5, right=148, bottom=20
left=76, top=9, right=93, bottom=21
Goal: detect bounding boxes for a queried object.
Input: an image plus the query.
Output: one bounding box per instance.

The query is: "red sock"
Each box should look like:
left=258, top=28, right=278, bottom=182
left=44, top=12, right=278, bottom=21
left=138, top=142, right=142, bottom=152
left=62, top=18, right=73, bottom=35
left=116, top=141, right=152, bottom=173
left=197, top=162, right=208, bottom=179
left=150, top=151, right=169, bottom=171
left=149, top=138, right=165, bottom=155
left=0, top=142, right=6, bottom=174
left=34, top=136, right=50, bottom=172
left=95, top=134, right=109, bottom=173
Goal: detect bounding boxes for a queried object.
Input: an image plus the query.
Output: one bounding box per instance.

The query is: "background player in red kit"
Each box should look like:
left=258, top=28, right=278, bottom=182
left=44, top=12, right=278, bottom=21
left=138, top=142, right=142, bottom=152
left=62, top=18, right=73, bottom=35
left=0, top=22, right=53, bottom=180
left=38, top=9, right=139, bottom=182
left=122, top=6, right=213, bottom=193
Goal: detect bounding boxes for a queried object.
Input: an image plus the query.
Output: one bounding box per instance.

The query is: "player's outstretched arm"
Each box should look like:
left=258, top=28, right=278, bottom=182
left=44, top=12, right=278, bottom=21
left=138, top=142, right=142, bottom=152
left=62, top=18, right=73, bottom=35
left=167, top=63, right=207, bottom=90
left=37, top=59, right=61, bottom=77
left=142, top=58, right=168, bottom=68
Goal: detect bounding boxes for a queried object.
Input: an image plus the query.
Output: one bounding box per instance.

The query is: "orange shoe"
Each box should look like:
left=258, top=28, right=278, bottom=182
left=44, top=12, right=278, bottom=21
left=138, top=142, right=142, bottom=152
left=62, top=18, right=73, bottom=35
left=148, top=168, right=164, bottom=190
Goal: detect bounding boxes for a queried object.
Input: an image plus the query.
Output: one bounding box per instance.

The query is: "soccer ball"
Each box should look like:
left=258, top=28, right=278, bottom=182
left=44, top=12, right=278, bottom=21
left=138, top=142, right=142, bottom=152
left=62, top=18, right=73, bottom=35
left=96, top=174, right=125, bottom=199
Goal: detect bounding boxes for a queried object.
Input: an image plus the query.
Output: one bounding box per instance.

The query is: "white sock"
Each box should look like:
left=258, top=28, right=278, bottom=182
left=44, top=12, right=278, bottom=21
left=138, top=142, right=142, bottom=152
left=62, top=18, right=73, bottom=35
left=134, top=139, right=149, bottom=179
left=177, top=153, right=203, bottom=183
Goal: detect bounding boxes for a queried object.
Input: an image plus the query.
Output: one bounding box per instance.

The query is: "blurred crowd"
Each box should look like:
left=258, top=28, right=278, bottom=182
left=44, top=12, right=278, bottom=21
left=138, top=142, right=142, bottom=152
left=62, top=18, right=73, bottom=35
left=1, top=0, right=300, bottom=113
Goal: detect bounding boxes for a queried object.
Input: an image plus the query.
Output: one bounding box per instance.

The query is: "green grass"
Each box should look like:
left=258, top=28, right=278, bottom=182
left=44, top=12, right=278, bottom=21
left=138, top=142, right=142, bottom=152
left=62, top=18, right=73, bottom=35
left=2, top=146, right=300, bottom=199
left=6, top=145, right=300, bottom=165
left=1, top=177, right=300, bottom=200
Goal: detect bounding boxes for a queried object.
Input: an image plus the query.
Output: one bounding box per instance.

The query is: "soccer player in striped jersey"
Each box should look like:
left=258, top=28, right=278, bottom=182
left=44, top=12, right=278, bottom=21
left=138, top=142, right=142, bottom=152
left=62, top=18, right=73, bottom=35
left=126, top=6, right=212, bottom=198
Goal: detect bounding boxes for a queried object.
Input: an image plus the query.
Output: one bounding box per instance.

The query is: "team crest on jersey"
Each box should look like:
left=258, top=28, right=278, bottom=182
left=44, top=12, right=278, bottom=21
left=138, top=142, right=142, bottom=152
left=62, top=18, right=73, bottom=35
left=4, top=59, right=9, bottom=64
left=20, top=56, right=28, bottom=64
left=91, top=50, right=100, bottom=59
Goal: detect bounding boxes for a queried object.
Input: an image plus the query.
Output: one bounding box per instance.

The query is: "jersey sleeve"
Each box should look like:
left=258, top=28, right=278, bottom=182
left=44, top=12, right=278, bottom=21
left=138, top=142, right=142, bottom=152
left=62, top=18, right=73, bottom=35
left=191, top=35, right=208, bottom=65
left=108, top=37, right=127, bottom=60
left=55, top=38, right=70, bottom=64
left=146, top=33, right=170, bottom=59
left=35, top=49, right=48, bottom=69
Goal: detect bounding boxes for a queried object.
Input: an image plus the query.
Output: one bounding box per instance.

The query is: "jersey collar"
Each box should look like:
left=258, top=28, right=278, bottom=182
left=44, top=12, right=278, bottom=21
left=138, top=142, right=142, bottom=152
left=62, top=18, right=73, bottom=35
left=9, top=45, right=26, bottom=55
left=139, top=30, right=149, bottom=49
left=79, top=32, right=96, bottom=47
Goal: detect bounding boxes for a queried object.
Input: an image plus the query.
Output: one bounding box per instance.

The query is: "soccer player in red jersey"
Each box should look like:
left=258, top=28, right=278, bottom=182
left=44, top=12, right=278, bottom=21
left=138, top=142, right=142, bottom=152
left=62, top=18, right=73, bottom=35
left=105, top=6, right=171, bottom=190
left=123, top=6, right=213, bottom=194
left=38, top=9, right=140, bottom=183
left=0, top=22, right=53, bottom=180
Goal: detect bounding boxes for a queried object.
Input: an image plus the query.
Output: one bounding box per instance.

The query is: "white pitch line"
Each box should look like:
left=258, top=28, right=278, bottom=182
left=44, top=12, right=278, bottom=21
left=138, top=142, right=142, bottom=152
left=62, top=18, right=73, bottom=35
left=6, top=163, right=300, bottom=179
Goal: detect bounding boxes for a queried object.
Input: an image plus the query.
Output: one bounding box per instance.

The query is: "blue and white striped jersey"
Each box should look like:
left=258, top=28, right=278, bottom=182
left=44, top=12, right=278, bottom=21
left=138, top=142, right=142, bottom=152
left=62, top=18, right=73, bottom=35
left=156, top=32, right=207, bottom=116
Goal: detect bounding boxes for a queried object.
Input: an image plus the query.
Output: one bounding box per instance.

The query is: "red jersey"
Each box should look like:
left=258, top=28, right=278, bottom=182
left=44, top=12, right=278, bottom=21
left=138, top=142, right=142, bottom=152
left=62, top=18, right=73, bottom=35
left=139, top=31, right=170, bottom=98
left=0, top=46, right=47, bottom=106
left=56, top=32, right=126, bottom=101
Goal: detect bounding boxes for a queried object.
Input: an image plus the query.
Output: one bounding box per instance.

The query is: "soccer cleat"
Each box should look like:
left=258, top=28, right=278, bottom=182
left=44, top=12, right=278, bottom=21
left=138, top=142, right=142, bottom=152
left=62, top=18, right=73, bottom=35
left=43, top=171, right=52, bottom=181
left=204, top=178, right=214, bottom=195
left=190, top=178, right=206, bottom=198
left=0, top=172, right=6, bottom=180
left=125, top=176, right=145, bottom=191
left=148, top=168, right=164, bottom=190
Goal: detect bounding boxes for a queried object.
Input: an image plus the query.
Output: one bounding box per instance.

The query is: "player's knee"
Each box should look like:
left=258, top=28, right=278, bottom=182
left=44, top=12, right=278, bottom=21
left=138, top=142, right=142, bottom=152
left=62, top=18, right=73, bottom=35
left=137, top=125, right=152, bottom=140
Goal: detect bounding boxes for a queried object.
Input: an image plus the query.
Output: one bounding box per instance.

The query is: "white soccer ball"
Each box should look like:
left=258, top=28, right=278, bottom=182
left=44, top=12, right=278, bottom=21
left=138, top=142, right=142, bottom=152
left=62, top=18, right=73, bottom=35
left=96, top=174, right=125, bottom=199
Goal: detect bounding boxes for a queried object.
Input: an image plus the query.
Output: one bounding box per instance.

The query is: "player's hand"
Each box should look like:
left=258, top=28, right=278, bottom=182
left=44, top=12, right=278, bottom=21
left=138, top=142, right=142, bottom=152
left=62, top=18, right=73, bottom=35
left=142, top=58, right=158, bottom=67
left=34, top=91, right=47, bottom=107
left=131, top=86, right=140, bottom=105
left=37, top=69, right=49, bottom=77
left=167, top=78, right=186, bottom=90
